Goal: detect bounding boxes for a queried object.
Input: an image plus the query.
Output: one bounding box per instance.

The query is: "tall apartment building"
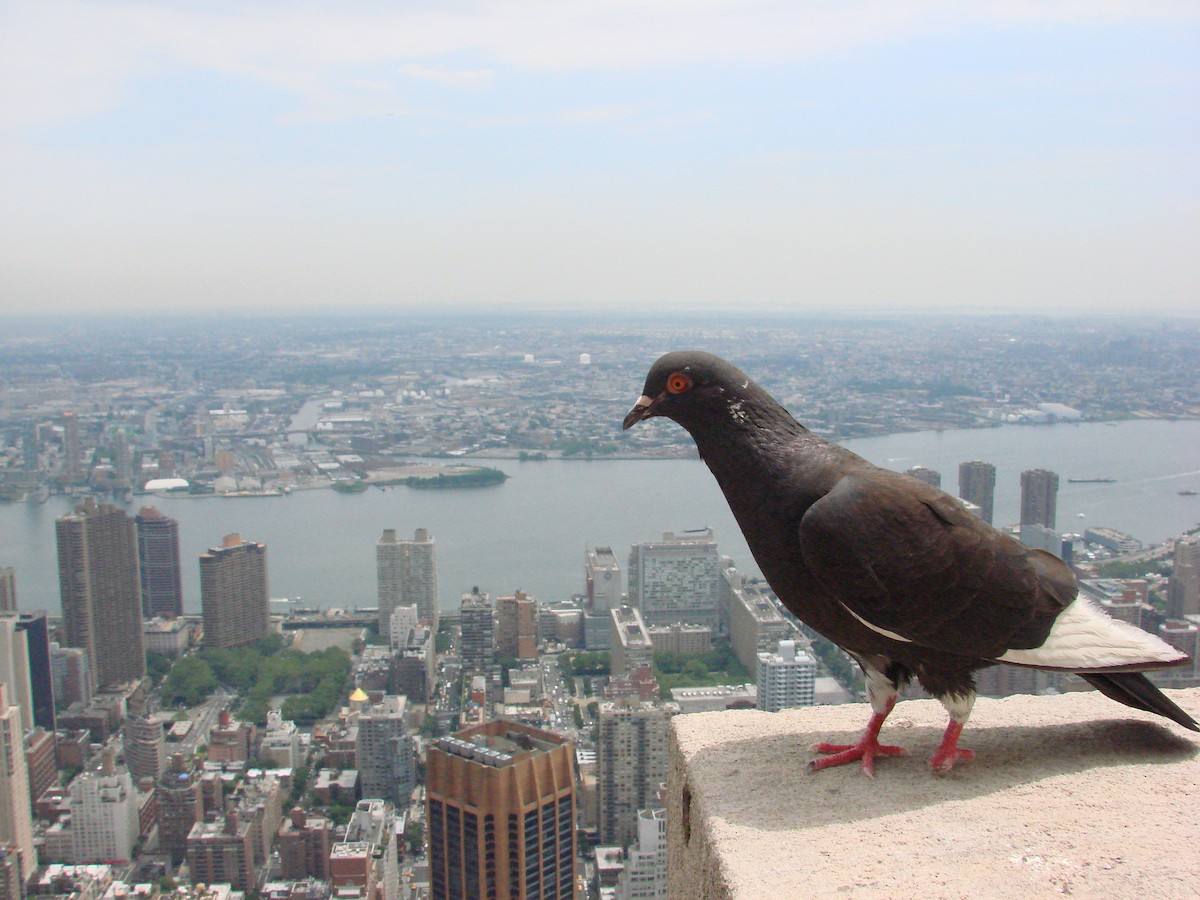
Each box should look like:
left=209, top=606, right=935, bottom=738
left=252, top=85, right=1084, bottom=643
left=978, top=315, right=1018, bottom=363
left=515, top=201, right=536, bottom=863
left=23, top=728, right=58, bottom=814
left=0, top=845, right=21, bottom=900
left=49, top=642, right=92, bottom=708
left=136, top=507, right=184, bottom=618
left=376, top=529, right=403, bottom=640
left=1157, top=620, right=1200, bottom=681
left=157, top=754, right=203, bottom=865
left=70, top=749, right=140, bottom=863
left=389, top=604, right=420, bottom=652
left=958, top=460, right=996, bottom=525
left=460, top=590, right=495, bottom=676
left=278, top=807, right=332, bottom=881
left=0, top=684, right=34, bottom=887
left=610, top=606, right=654, bottom=678
left=586, top=546, right=623, bottom=611
left=1167, top=535, right=1200, bottom=619
left=56, top=498, right=146, bottom=689
left=330, top=800, right=398, bottom=900
left=200, top=533, right=268, bottom=650
left=616, top=807, right=667, bottom=900
left=61, top=411, right=83, bottom=484
left=496, top=592, right=538, bottom=660
left=378, top=528, right=439, bottom=638
left=597, top=702, right=671, bottom=848
left=426, top=721, right=577, bottom=900
left=21, top=423, right=38, bottom=475
left=904, top=466, right=941, bottom=488
left=628, top=529, right=721, bottom=629
left=727, top=577, right=792, bottom=678
left=123, top=714, right=165, bottom=784
left=756, top=641, right=817, bottom=712
left=0, top=569, right=13, bottom=613
left=390, top=615, right=436, bottom=704
left=357, top=695, right=415, bottom=806
left=1020, top=468, right=1059, bottom=530
left=0, top=611, right=55, bottom=733
left=187, top=812, right=255, bottom=892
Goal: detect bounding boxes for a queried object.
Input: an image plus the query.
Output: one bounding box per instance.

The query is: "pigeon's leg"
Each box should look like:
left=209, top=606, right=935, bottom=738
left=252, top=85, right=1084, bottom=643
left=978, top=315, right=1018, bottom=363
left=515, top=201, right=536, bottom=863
left=930, top=692, right=976, bottom=772
left=808, top=672, right=906, bottom=777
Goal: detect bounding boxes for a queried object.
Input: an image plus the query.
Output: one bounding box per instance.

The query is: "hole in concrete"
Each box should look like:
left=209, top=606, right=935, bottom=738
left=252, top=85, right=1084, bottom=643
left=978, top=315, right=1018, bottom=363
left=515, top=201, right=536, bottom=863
left=682, top=781, right=692, bottom=846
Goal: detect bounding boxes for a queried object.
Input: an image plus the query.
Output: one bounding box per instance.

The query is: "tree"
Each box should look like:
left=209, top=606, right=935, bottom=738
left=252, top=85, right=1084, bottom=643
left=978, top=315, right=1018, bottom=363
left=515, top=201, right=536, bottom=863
left=162, top=657, right=217, bottom=707
left=404, top=819, right=425, bottom=853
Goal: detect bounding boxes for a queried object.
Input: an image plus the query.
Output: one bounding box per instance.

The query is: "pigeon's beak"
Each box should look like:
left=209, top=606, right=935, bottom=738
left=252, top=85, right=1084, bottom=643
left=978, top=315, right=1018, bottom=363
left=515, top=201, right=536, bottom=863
left=622, top=394, right=659, bottom=430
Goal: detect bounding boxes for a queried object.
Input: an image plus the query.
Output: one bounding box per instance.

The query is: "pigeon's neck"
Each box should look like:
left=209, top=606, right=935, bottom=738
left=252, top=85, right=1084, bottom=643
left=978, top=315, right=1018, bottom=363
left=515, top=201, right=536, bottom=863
left=683, top=388, right=863, bottom=525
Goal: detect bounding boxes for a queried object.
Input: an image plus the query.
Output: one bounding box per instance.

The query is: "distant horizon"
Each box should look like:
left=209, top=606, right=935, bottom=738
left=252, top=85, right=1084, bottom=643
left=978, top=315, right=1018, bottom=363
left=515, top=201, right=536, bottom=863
left=3, top=306, right=1200, bottom=326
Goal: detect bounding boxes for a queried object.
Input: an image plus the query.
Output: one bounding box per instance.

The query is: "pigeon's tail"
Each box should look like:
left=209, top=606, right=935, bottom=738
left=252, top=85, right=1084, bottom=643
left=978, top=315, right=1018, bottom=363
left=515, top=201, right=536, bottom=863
left=1079, top=672, right=1199, bottom=732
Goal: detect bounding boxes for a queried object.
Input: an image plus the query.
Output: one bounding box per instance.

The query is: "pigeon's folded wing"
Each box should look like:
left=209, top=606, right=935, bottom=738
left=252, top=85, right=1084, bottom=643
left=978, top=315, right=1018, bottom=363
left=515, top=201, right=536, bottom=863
left=797, top=470, right=1073, bottom=659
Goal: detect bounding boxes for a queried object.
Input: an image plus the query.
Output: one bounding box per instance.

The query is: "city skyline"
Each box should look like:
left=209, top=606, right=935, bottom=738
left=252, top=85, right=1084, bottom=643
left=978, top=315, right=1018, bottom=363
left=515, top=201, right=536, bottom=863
left=2, top=3, right=1197, bottom=317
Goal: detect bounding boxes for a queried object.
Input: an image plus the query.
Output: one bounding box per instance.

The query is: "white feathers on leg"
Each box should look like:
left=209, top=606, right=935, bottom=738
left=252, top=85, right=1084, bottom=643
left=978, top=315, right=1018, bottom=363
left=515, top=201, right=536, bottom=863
left=939, top=691, right=976, bottom=725
left=863, top=666, right=899, bottom=716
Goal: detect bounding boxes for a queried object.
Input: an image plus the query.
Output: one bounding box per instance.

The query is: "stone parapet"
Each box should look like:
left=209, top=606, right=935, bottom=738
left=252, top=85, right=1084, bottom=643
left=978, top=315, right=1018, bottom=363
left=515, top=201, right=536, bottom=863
left=669, top=689, right=1200, bottom=898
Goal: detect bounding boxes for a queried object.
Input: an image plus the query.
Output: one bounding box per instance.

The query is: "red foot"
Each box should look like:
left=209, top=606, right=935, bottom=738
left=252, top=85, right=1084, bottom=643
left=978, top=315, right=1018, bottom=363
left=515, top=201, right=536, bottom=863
left=808, top=736, right=908, bottom=778
left=929, top=720, right=974, bottom=772
left=807, top=697, right=907, bottom=778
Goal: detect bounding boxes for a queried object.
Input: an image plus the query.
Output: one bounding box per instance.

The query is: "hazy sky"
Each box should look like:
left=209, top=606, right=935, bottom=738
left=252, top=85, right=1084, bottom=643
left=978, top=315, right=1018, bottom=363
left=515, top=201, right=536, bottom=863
left=2, top=2, right=1197, bottom=317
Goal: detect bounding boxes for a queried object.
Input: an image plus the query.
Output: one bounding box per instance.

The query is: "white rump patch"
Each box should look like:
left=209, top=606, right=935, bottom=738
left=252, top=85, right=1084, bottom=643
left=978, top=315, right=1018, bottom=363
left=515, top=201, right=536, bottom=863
left=998, top=597, right=1188, bottom=671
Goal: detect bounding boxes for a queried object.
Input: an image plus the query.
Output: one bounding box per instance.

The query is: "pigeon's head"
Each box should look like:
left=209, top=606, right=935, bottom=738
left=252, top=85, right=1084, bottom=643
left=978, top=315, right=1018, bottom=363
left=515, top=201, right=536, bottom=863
left=622, top=351, right=756, bottom=433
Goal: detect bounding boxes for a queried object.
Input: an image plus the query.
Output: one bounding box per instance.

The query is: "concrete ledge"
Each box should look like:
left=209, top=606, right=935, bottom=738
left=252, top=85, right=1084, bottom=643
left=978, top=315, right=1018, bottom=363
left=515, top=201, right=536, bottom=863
left=668, top=689, right=1200, bottom=899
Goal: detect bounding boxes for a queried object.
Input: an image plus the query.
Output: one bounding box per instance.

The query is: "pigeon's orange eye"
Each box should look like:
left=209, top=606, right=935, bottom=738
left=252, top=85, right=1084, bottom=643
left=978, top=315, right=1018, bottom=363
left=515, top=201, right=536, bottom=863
left=666, top=372, right=692, bottom=394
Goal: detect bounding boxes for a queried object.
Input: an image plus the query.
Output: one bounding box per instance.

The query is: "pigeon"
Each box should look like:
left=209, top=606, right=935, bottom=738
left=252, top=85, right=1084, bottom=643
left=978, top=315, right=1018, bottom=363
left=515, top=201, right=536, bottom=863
left=623, top=350, right=1198, bottom=774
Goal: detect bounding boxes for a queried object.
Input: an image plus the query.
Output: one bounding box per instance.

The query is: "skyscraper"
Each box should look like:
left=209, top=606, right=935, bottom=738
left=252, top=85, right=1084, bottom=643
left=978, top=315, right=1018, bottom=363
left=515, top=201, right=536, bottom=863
left=426, top=721, right=577, bottom=900
left=0, top=684, right=34, bottom=887
left=1020, top=468, right=1059, bottom=529
left=136, top=507, right=184, bottom=619
left=496, top=591, right=537, bottom=661
left=586, top=546, right=623, bottom=612
left=378, top=528, right=439, bottom=637
left=610, top=606, right=654, bottom=679
left=56, top=498, right=146, bottom=689
left=958, top=460, right=996, bottom=525
left=21, top=423, right=38, bottom=474
left=597, top=702, right=671, bottom=848
left=200, top=533, right=268, bottom=650
left=0, top=569, right=14, bottom=613
left=157, top=754, right=203, bottom=865
left=277, top=807, right=331, bottom=881
left=61, top=411, right=82, bottom=485
left=187, top=812, right=255, bottom=892
left=0, top=612, right=55, bottom=733
left=459, top=590, right=495, bottom=676
left=377, top=528, right=402, bottom=639
left=628, top=529, right=721, bottom=629
left=616, top=807, right=667, bottom=900
left=1167, top=535, right=1200, bottom=619
left=356, top=695, right=415, bottom=806
left=70, top=749, right=139, bottom=864
left=123, top=714, right=166, bottom=784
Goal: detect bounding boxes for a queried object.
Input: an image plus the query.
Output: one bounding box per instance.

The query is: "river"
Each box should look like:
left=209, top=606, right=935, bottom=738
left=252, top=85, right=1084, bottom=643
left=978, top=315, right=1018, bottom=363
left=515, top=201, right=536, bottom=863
left=2, top=419, right=1198, bottom=616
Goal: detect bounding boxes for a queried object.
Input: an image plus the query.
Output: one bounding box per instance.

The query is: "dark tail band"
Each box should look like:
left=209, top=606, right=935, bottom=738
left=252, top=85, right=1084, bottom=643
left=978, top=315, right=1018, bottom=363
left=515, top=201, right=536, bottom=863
left=1079, top=672, right=1199, bottom=732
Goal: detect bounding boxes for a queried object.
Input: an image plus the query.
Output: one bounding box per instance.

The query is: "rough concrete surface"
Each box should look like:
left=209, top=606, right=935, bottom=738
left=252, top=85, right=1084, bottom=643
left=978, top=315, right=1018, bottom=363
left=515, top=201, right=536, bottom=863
left=668, top=689, right=1199, bottom=899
